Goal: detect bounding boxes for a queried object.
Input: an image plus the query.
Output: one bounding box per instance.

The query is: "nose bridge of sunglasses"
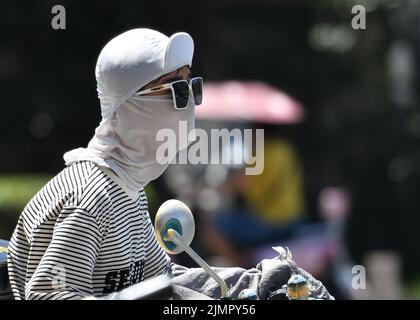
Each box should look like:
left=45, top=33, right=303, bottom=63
left=150, top=85, right=165, bottom=92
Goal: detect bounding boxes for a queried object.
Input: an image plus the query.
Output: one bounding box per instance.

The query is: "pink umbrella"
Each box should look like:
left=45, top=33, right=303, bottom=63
left=196, top=81, right=304, bottom=124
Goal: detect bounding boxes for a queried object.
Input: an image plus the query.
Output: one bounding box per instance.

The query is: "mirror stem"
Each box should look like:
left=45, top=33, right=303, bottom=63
left=165, top=229, right=229, bottom=299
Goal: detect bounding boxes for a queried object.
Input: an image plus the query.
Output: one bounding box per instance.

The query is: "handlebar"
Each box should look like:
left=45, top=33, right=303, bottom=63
left=97, top=274, right=173, bottom=300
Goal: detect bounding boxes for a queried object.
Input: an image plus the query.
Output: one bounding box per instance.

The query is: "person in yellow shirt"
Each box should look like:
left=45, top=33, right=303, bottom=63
left=209, top=136, right=305, bottom=266
left=243, top=138, right=304, bottom=226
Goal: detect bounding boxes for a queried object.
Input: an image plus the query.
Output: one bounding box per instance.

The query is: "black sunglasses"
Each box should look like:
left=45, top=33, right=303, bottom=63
left=135, top=77, right=203, bottom=110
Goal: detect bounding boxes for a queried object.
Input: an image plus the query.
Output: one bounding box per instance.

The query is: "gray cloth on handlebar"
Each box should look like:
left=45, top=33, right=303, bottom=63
left=170, top=253, right=334, bottom=300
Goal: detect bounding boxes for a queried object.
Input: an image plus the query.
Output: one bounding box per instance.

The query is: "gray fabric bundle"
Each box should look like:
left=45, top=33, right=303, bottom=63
left=170, top=247, right=334, bottom=300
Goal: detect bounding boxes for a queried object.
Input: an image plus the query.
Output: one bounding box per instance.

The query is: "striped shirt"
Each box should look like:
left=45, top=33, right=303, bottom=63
left=7, top=161, right=171, bottom=300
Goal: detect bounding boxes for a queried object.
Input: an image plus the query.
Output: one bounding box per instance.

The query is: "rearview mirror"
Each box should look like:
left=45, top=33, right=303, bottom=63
left=154, top=199, right=195, bottom=254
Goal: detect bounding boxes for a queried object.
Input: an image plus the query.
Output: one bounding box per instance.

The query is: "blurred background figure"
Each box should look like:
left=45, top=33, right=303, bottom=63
left=186, top=81, right=307, bottom=268
left=2, top=0, right=420, bottom=299
left=209, top=135, right=305, bottom=265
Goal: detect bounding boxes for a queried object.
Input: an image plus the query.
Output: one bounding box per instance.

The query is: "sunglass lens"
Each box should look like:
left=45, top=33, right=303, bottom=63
left=172, top=81, right=190, bottom=109
left=192, top=78, right=203, bottom=105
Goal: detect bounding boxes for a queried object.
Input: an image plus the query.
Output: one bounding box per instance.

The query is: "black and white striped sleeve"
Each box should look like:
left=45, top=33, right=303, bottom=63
left=25, top=206, right=101, bottom=300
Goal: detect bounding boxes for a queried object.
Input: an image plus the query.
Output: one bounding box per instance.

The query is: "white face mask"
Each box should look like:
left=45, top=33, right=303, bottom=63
left=64, top=93, right=195, bottom=192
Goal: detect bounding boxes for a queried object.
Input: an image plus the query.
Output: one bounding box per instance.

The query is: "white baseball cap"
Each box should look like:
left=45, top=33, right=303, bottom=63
left=95, top=28, right=194, bottom=119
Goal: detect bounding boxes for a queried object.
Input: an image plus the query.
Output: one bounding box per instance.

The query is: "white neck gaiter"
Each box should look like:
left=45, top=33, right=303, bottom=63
left=63, top=28, right=196, bottom=192
left=64, top=94, right=195, bottom=192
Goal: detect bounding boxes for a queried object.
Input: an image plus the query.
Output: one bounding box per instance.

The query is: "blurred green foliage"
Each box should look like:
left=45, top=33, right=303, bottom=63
left=0, top=175, right=51, bottom=239
left=0, top=175, right=51, bottom=211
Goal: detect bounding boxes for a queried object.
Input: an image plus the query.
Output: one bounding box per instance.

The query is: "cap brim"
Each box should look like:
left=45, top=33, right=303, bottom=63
left=164, top=32, right=194, bottom=73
